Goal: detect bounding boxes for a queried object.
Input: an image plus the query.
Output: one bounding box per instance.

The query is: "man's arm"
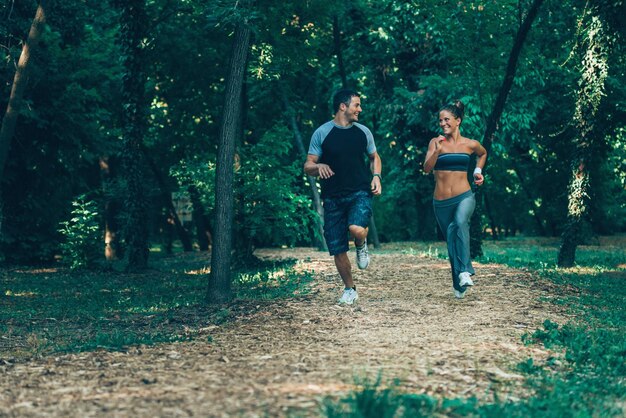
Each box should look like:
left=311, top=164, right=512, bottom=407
left=369, top=152, right=382, bottom=196
left=304, top=154, right=335, bottom=179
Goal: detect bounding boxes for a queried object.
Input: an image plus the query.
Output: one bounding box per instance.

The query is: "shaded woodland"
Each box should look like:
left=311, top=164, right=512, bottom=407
left=1, top=0, right=624, bottom=294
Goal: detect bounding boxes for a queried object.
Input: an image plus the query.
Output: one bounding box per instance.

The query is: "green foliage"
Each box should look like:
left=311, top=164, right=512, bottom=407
left=236, top=125, right=317, bottom=248
left=234, top=262, right=314, bottom=300
left=58, top=195, right=102, bottom=270
left=170, top=157, right=216, bottom=211
left=324, top=375, right=401, bottom=418
left=1, top=0, right=625, bottom=267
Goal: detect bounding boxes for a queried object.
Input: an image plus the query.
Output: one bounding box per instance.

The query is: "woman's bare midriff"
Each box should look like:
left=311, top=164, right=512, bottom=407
left=433, top=171, right=471, bottom=200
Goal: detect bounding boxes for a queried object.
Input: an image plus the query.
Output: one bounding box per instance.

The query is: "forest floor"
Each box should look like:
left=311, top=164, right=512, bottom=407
left=0, top=244, right=574, bottom=417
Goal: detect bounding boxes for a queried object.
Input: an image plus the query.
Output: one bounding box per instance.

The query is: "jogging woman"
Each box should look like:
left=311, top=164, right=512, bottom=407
left=424, top=100, right=487, bottom=299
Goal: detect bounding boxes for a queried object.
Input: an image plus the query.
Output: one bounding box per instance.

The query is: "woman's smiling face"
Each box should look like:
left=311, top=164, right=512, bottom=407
left=439, top=110, right=460, bottom=135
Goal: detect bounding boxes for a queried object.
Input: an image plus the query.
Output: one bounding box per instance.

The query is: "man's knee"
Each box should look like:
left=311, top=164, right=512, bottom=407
left=349, top=225, right=368, bottom=239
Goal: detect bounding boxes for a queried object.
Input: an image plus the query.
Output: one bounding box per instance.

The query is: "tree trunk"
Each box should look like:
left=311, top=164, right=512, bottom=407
left=0, top=1, right=47, bottom=186
left=278, top=86, right=326, bottom=251
left=188, top=185, right=212, bottom=251
left=483, top=194, right=498, bottom=240
left=207, top=21, right=251, bottom=304
left=141, top=146, right=193, bottom=252
left=368, top=216, right=381, bottom=247
left=100, top=157, right=121, bottom=260
left=470, top=0, right=545, bottom=257
left=117, top=0, right=150, bottom=271
left=558, top=13, right=610, bottom=267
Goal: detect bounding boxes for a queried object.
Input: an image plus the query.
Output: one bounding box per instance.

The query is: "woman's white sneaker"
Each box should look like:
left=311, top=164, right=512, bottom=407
left=459, top=272, right=474, bottom=287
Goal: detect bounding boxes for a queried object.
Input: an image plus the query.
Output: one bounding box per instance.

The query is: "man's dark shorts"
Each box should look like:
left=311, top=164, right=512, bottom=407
left=323, top=190, right=372, bottom=256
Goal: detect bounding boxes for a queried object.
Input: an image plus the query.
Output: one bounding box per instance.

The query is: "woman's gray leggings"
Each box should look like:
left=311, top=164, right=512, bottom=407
left=433, top=189, right=476, bottom=291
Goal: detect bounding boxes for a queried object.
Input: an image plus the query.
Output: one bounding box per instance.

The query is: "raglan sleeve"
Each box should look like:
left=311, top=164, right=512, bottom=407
left=308, top=128, right=323, bottom=157
left=364, top=126, right=376, bottom=154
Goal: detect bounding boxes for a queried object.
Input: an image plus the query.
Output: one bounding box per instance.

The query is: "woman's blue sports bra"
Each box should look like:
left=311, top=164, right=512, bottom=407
left=434, top=153, right=470, bottom=171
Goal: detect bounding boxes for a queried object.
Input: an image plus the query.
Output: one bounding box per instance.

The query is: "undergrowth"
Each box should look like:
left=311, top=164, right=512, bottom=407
left=325, top=237, right=626, bottom=417
left=0, top=254, right=312, bottom=357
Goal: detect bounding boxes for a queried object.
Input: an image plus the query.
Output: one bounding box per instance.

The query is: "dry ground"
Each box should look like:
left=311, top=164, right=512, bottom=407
left=0, top=246, right=572, bottom=417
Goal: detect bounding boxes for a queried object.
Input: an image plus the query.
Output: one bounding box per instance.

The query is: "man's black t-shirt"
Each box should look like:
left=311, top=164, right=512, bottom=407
left=308, top=121, right=377, bottom=199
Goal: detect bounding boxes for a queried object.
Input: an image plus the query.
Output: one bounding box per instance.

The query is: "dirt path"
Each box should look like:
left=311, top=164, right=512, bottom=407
left=0, top=247, right=571, bottom=417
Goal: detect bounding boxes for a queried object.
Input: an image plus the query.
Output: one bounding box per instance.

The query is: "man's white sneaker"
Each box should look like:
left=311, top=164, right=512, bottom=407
left=338, top=288, right=359, bottom=305
left=459, top=272, right=474, bottom=287
left=355, top=239, right=370, bottom=269
left=454, top=289, right=466, bottom=299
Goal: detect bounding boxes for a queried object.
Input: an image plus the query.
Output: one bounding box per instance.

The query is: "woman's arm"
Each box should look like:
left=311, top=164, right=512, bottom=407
left=423, top=136, right=445, bottom=173
left=471, top=140, right=487, bottom=186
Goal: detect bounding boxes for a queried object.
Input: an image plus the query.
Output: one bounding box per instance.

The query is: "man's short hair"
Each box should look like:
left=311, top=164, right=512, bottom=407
left=333, top=89, right=360, bottom=113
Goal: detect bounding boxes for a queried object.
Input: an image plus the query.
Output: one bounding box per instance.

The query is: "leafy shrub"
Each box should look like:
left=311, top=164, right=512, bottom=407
left=58, top=195, right=102, bottom=270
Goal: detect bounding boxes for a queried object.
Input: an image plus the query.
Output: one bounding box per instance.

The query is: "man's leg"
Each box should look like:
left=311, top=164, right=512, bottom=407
left=334, top=252, right=353, bottom=288
left=347, top=192, right=373, bottom=269
left=349, top=225, right=368, bottom=246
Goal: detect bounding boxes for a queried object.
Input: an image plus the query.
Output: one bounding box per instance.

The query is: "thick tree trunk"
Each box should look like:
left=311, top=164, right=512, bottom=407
left=470, top=0, right=545, bottom=257
left=207, top=21, right=251, bottom=304
left=0, top=1, right=47, bottom=187
left=117, top=0, right=150, bottom=271
left=558, top=13, right=610, bottom=267
left=278, top=87, right=326, bottom=251
left=558, top=161, right=588, bottom=267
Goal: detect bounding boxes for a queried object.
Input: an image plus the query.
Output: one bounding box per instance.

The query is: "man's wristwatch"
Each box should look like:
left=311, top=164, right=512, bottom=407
left=372, top=173, right=382, bottom=181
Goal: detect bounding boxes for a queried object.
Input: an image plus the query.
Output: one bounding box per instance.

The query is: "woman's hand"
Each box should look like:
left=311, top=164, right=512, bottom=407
left=473, top=172, right=484, bottom=186
left=434, top=135, right=446, bottom=150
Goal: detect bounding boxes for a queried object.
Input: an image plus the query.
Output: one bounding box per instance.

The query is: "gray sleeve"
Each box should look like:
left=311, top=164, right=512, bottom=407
left=308, top=129, right=323, bottom=156
left=356, top=123, right=377, bottom=154
left=308, top=122, right=333, bottom=156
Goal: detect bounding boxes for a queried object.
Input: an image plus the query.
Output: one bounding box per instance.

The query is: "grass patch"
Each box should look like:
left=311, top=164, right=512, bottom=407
left=234, top=262, right=314, bottom=300
left=327, top=236, right=626, bottom=417
left=0, top=253, right=313, bottom=358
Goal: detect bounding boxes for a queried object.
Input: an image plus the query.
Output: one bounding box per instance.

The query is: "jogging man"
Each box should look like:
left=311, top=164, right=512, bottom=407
left=304, top=89, right=382, bottom=304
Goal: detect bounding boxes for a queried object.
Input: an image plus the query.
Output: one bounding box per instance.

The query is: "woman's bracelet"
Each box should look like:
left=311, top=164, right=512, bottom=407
left=473, top=167, right=482, bottom=176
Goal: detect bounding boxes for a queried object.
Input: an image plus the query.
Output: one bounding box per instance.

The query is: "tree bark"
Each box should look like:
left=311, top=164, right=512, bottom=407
left=117, top=0, right=150, bottom=271
left=482, top=194, right=499, bottom=240
left=470, top=0, right=545, bottom=257
left=558, top=13, right=610, bottom=267
left=100, top=157, right=120, bottom=260
left=207, top=21, right=251, bottom=304
left=0, top=1, right=48, bottom=185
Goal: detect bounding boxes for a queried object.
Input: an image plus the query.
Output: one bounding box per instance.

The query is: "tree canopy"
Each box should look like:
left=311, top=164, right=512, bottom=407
left=1, top=0, right=624, bottom=266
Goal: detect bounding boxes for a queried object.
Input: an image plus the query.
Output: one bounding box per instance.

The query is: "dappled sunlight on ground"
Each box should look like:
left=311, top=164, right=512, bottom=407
left=0, top=247, right=573, bottom=417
